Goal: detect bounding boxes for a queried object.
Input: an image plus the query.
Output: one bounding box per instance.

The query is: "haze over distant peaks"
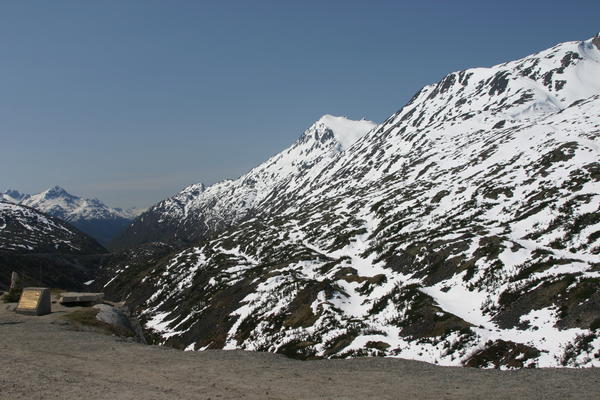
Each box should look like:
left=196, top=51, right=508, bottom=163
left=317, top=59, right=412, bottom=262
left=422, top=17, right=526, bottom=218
left=1, top=186, right=141, bottom=245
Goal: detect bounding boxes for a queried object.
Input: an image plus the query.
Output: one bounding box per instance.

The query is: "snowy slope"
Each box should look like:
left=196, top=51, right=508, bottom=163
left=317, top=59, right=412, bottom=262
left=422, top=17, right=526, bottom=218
left=1, top=186, right=136, bottom=244
left=0, top=202, right=105, bottom=254
left=111, top=115, right=376, bottom=248
left=103, top=35, right=600, bottom=368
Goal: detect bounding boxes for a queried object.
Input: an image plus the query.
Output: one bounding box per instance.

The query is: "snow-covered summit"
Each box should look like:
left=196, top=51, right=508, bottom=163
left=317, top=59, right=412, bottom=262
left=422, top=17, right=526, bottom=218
left=369, top=36, right=600, bottom=142
left=22, top=186, right=134, bottom=221
left=111, top=115, right=375, bottom=248
left=300, top=115, right=376, bottom=150
left=41, top=185, right=74, bottom=200
left=2, top=186, right=136, bottom=244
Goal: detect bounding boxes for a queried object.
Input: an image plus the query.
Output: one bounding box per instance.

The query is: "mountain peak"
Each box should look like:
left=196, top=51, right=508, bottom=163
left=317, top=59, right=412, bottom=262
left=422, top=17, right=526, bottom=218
left=15, top=186, right=138, bottom=244
left=302, top=115, right=376, bottom=150
left=43, top=185, right=72, bottom=198
left=180, top=183, right=206, bottom=197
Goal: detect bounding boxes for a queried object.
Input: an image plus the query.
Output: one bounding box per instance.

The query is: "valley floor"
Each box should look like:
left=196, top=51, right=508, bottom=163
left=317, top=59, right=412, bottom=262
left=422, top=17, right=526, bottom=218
left=1, top=303, right=599, bottom=400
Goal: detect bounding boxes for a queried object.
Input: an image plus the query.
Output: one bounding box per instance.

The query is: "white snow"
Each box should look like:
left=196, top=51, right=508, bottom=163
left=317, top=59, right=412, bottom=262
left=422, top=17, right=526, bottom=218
left=313, top=115, right=376, bottom=150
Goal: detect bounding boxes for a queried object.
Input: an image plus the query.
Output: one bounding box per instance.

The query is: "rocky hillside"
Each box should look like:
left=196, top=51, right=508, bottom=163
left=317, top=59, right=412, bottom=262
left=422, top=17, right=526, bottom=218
left=0, top=202, right=107, bottom=290
left=110, top=115, right=375, bottom=249
left=102, top=35, right=600, bottom=368
left=1, top=186, right=138, bottom=245
left=0, top=202, right=105, bottom=254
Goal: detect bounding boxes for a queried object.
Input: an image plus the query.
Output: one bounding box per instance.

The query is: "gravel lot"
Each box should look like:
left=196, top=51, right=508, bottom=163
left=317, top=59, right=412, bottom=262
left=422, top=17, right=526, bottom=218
left=1, top=302, right=600, bottom=400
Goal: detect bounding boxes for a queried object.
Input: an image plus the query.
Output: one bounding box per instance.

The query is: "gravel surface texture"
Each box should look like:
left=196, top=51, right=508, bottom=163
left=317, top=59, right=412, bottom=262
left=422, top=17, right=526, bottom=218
left=1, top=302, right=600, bottom=399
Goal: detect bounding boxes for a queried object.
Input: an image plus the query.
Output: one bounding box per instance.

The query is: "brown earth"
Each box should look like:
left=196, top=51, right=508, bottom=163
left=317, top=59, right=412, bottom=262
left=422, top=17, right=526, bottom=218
left=1, top=301, right=600, bottom=400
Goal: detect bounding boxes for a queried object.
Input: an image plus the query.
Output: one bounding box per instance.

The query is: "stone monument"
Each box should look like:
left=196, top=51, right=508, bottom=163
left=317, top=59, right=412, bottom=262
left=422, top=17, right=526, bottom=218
left=10, top=271, right=20, bottom=289
left=15, top=287, right=52, bottom=316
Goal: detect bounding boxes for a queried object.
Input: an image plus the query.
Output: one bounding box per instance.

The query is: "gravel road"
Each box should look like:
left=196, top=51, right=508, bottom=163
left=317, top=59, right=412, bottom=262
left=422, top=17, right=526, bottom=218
left=1, top=302, right=599, bottom=400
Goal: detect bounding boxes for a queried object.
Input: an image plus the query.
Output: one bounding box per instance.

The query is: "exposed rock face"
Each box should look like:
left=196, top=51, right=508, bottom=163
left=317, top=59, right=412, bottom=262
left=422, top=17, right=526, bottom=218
left=592, top=32, right=600, bottom=50
left=102, top=36, right=600, bottom=368
left=93, top=304, right=138, bottom=338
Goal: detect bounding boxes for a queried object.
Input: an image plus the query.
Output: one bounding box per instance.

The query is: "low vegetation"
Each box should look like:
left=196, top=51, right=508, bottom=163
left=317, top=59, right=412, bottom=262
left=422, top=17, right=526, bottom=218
left=63, top=308, right=134, bottom=338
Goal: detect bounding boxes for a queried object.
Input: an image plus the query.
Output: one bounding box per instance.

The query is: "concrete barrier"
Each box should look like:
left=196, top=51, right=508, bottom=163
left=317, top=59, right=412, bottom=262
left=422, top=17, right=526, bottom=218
left=59, top=292, right=104, bottom=306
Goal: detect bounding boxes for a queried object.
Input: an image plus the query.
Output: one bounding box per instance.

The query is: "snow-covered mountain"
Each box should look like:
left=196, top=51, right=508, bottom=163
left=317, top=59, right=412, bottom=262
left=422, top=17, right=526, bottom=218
left=1, top=186, right=137, bottom=245
left=110, top=115, right=376, bottom=249
left=0, top=202, right=105, bottom=254
left=0, top=201, right=107, bottom=290
left=21, top=186, right=135, bottom=220
left=101, top=35, right=600, bottom=368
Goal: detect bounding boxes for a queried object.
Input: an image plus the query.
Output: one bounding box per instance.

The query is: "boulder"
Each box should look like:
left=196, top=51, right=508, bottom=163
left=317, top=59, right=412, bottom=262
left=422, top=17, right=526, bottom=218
left=93, top=304, right=135, bottom=337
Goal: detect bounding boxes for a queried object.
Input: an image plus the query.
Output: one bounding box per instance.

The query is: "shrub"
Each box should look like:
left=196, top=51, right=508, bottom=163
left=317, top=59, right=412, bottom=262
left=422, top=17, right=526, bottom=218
left=2, top=288, right=23, bottom=303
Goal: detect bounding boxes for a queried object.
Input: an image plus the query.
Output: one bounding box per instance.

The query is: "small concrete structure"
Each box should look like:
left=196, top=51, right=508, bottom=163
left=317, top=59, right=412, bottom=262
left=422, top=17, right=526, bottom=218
left=15, top=287, right=52, bottom=316
left=59, top=292, right=104, bottom=306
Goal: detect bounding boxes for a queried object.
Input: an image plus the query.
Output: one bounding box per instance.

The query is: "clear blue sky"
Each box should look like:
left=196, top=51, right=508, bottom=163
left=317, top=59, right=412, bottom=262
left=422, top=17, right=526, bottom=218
left=1, top=0, right=598, bottom=208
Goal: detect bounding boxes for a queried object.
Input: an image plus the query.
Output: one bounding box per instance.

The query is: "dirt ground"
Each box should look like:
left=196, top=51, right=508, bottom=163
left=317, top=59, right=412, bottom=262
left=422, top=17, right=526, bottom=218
left=1, top=302, right=600, bottom=400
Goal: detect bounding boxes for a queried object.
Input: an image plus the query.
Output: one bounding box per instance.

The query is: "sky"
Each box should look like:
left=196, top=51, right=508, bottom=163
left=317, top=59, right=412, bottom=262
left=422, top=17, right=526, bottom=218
left=0, top=0, right=599, bottom=208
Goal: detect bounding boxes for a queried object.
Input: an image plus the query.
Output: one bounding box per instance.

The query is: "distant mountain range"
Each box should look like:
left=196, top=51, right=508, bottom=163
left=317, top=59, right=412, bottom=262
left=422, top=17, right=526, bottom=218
left=0, top=186, right=143, bottom=245
left=100, top=34, right=600, bottom=368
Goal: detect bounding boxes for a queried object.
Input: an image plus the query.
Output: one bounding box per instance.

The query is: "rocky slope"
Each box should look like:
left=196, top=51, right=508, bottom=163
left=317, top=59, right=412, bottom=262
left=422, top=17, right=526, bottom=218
left=0, top=202, right=105, bottom=255
left=110, top=115, right=375, bottom=249
left=102, top=35, right=600, bottom=368
left=1, top=186, right=138, bottom=245
left=0, top=202, right=107, bottom=290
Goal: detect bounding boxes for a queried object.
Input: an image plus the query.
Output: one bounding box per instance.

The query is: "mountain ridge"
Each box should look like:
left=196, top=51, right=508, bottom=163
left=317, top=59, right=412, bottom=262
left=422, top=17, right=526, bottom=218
left=1, top=186, right=140, bottom=245
left=0, top=201, right=107, bottom=290
left=110, top=115, right=376, bottom=249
